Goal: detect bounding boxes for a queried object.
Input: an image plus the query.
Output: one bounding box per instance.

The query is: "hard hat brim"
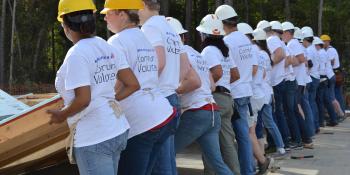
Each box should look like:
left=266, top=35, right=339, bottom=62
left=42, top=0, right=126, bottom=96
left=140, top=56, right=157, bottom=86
left=178, top=29, right=188, bottom=34
left=100, top=8, right=110, bottom=14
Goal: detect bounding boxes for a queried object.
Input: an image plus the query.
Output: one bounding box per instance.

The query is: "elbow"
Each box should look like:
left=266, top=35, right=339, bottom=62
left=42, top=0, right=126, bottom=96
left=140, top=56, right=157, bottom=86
left=213, top=72, right=223, bottom=83
left=132, top=83, right=141, bottom=93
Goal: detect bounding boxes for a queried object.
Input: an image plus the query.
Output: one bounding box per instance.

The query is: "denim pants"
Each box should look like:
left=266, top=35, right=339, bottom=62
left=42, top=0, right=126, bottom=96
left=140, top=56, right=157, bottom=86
left=256, top=103, right=285, bottom=149
left=232, top=97, right=255, bottom=175
left=151, top=93, right=180, bottom=175
left=203, top=92, right=240, bottom=175
left=273, top=81, right=291, bottom=145
left=317, top=80, right=338, bottom=125
left=335, top=85, right=346, bottom=112
left=296, top=85, right=314, bottom=143
left=74, top=131, right=128, bottom=175
left=175, top=109, right=234, bottom=175
left=118, top=111, right=178, bottom=175
left=283, top=80, right=302, bottom=144
left=308, top=77, right=320, bottom=131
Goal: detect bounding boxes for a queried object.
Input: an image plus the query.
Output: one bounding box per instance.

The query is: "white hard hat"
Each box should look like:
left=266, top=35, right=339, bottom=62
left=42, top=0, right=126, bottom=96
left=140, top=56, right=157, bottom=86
left=270, top=21, right=282, bottom=30
left=301, top=26, right=314, bottom=38
left=302, top=27, right=314, bottom=38
left=166, top=17, right=188, bottom=35
left=281, top=21, right=294, bottom=31
left=253, top=28, right=267, bottom=40
left=237, top=23, right=253, bottom=34
left=294, top=27, right=300, bottom=31
left=313, top=37, right=324, bottom=45
left=256, top=20, right=271, bottom=30
left=294, top=28, right=303, bottom=40
left=196, top=14, right=225, bottom=36
left=215, top=5, right=238, bottom=20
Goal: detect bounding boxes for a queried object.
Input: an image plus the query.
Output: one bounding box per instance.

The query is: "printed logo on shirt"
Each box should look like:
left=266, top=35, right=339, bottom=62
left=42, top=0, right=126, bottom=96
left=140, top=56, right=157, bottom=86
left=238, top=44, right=253, bottom=61
left=195, top=56, right=209, bottom=72
left=221, top=57, right=232, bottom=76
left=137, top=49, right=158, bottom=73
left=166, top=32, right=182, bottom=54
left=94, top=53, right=118, bottom=84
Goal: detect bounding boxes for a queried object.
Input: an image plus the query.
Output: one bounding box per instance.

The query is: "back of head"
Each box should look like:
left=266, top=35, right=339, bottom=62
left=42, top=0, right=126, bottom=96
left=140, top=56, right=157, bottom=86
left=143, top=0, right=160, bottom=11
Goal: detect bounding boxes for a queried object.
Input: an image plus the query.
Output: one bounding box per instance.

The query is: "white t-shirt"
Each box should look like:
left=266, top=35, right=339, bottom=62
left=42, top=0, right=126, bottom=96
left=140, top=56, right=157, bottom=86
left=266, top=35, right=286, bottom=86
left=302, top=48, right=312, bottom=84
left=287, top=39, right=307, bottom=86
left=181, top=45, right=215, bottom=110
left=108, top=28, right=174, bottom=138
left=281, top=40, right=295, bottom=81
left=55, top=37, right=130, bottom=147
left=306, top=44, right=320, bottom=79
left=141, top=15, right=184, bottom=97
left=252, top=45, right=266, bottom=99
left=324, top=49, right=335, bottom=79
left=224, top=31, right=258, bottom=99
left=318, top=49, right=330, bottom=76
left=202, top=46, right=236, bottom=91
left=326, top=46, right=340, bottom=69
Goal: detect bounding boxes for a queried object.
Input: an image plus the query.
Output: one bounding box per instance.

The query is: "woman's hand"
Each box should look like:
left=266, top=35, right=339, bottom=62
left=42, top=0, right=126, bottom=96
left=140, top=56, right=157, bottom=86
left=47, top=109, right=68, bottom=124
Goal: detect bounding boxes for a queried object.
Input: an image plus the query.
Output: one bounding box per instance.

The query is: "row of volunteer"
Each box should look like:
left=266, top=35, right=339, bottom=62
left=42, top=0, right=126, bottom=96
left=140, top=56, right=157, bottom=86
left=49, top=0, right=344, bottom=175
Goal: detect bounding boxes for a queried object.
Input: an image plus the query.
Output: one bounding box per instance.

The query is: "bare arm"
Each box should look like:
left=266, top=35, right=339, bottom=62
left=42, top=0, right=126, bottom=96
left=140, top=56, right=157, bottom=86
left=115, top=68, right=140, bottom=101
left=272, top=47, right=285, bottom=65
left=209, top=65, right=223, bottom=83
left=155, top=46, right=166, bottom=76
left=252, top=65, right=258, bottom=76
left=48, top=86, right=91, bottom=124
left=209, top=72, right=216, bottom=92
left=176, top=53, right=201, bottom=94
left=230, top=67, right=240, bottom=83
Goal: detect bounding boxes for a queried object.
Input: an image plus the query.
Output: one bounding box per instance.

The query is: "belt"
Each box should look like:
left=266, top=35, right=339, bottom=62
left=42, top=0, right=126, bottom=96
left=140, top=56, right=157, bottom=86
left=215, top=86, right=230, bottom=94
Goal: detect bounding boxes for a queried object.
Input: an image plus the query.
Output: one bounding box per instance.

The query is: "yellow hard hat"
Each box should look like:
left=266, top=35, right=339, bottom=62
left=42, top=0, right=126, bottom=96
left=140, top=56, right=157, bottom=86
left=57, top=0, right=97, bottom=22
left=320, top=34, right=331, bottom=41
left=101, top=0, right=144, bottom=14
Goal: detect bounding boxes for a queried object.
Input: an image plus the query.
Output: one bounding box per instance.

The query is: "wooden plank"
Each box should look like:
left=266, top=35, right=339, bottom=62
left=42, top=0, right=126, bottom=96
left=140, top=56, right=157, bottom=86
left=0, top=95, right=69, bottom=167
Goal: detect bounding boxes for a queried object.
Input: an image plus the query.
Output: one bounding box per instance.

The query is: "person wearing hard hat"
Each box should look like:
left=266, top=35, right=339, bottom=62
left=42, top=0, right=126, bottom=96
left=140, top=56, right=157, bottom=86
left=313, top=37, right=339, bottom=127
left=50, top=0, right=141, bottom=174
left=252, top=28, right=287, bottom=159
left=167, top=16, right=241, bottom=175
left=321, top=35, right=345, bottom=120
left=215, top=5, right=260, bottom=175
left=238, top=22, right=276, bottom=171
left=301, top=27, right=321, bottom=133
left=138, top=1, right=201, bottom=174
left=101, top=1, right=180, bottom=174
left=256, top=20, right=293, bottom=151
left=165, top=15, right=235, bottom=175
left=282, top=21, right=314, bottom=148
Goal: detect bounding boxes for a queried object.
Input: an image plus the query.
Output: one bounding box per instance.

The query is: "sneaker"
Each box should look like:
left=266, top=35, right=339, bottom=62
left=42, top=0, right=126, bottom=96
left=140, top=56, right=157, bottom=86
left=303, top=143, right=314, bottom=149
left=256, top=157, right=274, bottom=175
left=326, top=122, right=338, bottom=127
left=289, top=142, right=303, bottom=150
left=271, top=152, right=288, bottom=160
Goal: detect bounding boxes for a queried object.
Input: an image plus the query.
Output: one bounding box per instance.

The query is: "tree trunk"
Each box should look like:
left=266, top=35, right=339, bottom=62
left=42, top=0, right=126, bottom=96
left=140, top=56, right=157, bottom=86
left=318, top=0, right=324, bottom=35
left=284, top=0, right=291, bottom=20
left=51, top=27, right=56, bottom=79
left=215, top=0, right=222, bottom=8
left=199, top=0, right=208, bottom=19
left=224, top=0, right=233, bottom=6
left=160, top=0, right=169, bottom=16
left=0, top=0, right=6, bottom=86
left=244, top=0, right=249, bottom=22
left=8, top=0, right=16, bottom=88
left=32, top=29, right=44, bottom=81
left=185, top=0, right=193, bottom=45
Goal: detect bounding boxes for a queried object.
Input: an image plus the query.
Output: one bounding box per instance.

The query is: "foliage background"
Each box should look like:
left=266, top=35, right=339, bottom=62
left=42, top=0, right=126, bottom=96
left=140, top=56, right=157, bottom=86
left=0, top=0, right=349, bottom=94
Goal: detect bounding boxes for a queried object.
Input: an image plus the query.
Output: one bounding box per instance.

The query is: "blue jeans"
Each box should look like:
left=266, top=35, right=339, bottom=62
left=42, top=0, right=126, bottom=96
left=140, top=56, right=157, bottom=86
left=317, top=80, right=338, bottom=125
left=335, top=85, right=345, bottom=112
left=273, top=81, right=291, bottom=145
left=296, top=85, right=314, bottom=143
left=232, top=97, right=255, bottom=175
left=151, top=93, right=179, bottom=175
left=175, top=110, right=234, bottom=175
left=74, top=131, right=128, bottom=175
left=308, top=77, right=320, bottom=131
left=284, top=80, right=302, bottom=144
left=118, top=112, right=178, bottom=175
left=256, top=103, right=285, bottom=149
